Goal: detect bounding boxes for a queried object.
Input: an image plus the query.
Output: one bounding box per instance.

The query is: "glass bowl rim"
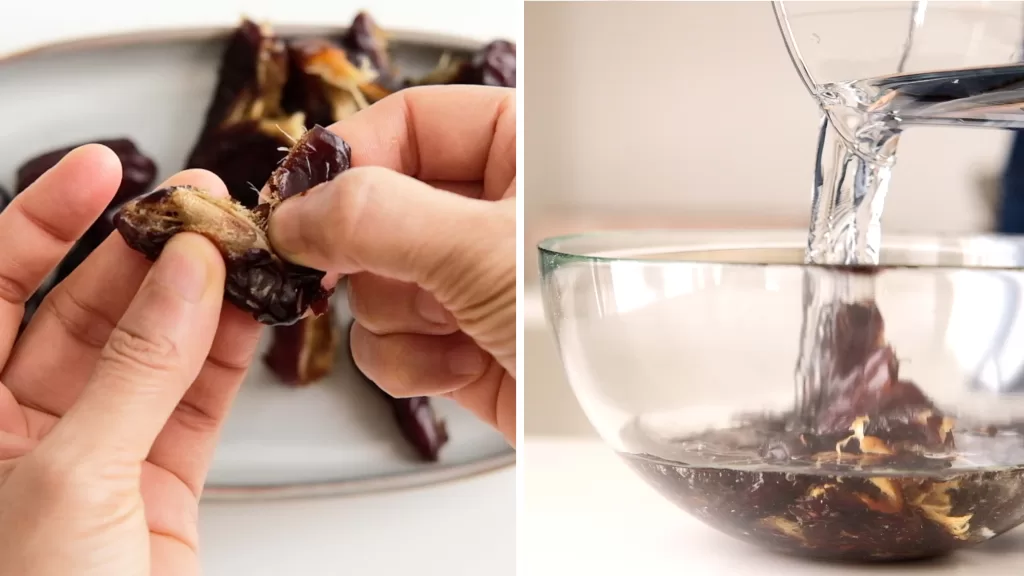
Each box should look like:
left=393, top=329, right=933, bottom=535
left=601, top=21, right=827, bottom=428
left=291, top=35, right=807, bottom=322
left=537, top=228, right=1024, bottom=271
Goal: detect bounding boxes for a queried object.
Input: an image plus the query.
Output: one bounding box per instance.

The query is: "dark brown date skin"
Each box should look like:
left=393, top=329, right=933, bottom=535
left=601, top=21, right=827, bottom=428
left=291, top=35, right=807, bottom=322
left=115, top=125, right=351, bottom=326
left=188, top=116, right=305, bottom=208
left=266, top=123, right=351, bottom=201
left=412, top=40, right=517, bottom=88
left=341, top=325, right=450, bottom=461
left=392, top=397, right=449, bottom=462
left=16, top=138, right=158, bottom=204
left=340, top=12, right=393, bottom=79
left=186, top=19, right=300, bottom=208
left=191, top=19, right=289, bottom=141
left=15, top=138, right=157, bottom=326
left=453, top=40, right=517, bottom=88
left=264, top=304, right=340, bottom=384
left=338, top=11, right=402, bottom=97
left=115, top=184, right=331, bottom=326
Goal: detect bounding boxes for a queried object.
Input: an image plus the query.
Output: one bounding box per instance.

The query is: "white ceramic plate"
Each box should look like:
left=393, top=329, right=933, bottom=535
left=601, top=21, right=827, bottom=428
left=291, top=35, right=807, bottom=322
left=0, top=26, right=514, bottom=499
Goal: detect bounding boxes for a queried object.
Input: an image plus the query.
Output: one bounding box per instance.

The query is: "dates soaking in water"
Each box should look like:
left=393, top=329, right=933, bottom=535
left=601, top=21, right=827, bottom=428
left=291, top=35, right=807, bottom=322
left=621, top=299, right=1024, bottom=561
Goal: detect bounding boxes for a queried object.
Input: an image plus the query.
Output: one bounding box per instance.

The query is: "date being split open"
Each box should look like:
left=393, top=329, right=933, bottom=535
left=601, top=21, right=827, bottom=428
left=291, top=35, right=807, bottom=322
left=114, top=125, right=350, bottom=326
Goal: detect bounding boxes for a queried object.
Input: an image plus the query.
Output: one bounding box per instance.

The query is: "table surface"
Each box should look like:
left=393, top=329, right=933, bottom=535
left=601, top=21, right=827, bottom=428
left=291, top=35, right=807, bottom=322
left=524, top=438, right=1024, bottom=576
left=3, top=2, right=518, bottom=575
left=201, top=467, right=515, bottom=575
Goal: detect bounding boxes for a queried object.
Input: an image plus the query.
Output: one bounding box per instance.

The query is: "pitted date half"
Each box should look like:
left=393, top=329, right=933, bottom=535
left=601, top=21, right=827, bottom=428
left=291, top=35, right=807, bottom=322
left=264, top=304, right=340, bottom=384
left=185, top=19, right=302, bottom=208
left=115, top=125, right=352, bottom=326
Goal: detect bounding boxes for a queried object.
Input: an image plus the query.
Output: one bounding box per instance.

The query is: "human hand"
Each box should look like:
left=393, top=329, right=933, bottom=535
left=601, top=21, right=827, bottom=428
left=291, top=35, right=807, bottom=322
left=0, top=146, right=262, bottom=576
left=269, top=85, right=516, bottom=445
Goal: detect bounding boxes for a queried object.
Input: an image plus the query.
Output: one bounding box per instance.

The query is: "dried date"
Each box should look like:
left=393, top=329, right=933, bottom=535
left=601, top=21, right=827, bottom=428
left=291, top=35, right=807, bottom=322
left=392, top=397, right=449, bottom=462
left=192, top=19, right=289, bottom=139
left=453, top=40, right=517, bottom=87
left=343, top=324, right=450, bottom=461
left=16, top=138, right=157, bottom=204
left=186, top=19, right=305, bottom=208
left=413, top=40, right=517, bottom=88
left=340, top=12, right=393, bottom=78
left=339, top=12, right=402, bottom=97
left=281, top=37, right=379, bottom=128
left=15, top=138, right=157, bottom=326
left=264, top=304, right=340, bottom=384
left=116, top=125, right=351, bottom=326
left=623, top=453, right=1024, bottom=561
left=188, top=115, right=306, bottom=208
left=810, top=301, right=956, bottom=462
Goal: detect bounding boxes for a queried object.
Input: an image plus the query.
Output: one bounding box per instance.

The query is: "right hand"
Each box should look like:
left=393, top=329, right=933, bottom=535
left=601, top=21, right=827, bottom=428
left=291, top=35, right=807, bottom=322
left=269, top=85, right=516, bottom=445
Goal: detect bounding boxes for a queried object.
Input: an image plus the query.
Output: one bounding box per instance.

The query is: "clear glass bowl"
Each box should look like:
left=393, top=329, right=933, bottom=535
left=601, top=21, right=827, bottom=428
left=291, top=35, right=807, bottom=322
left=539, top=229, right=1024, bottom=562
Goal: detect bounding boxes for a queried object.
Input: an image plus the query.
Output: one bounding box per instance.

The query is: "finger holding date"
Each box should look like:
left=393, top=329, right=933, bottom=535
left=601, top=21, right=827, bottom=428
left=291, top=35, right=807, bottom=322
left=6, top=11, right=516, bottom=462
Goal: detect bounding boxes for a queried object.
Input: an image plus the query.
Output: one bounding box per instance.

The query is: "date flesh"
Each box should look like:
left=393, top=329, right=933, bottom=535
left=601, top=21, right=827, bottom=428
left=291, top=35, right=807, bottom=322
left=264, top=305, right=340, bottom=385
left=282, top=37, right=379, bottom=128
left=115, top=125, right=351, bottom=326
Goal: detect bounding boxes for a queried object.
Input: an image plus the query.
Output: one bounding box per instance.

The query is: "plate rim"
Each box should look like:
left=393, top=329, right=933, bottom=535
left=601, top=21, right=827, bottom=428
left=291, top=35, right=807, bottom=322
left=203, top=451, right=516, bottom=501
left=0, top=23, right=486, bottom=62
left=2, top=25, right=514, bottom=501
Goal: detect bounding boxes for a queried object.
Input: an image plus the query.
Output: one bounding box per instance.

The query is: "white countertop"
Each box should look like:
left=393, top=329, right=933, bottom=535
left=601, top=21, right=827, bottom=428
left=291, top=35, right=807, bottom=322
left=524, top=438, right=1024, bottom=576
left=200, top=467, right=515, bottom=575
left=3, top=2, right=517, bottom=574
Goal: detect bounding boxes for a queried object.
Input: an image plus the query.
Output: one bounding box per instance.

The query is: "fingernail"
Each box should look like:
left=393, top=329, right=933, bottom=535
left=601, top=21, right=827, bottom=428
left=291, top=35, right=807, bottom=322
left=415, top=289, right=451, bottom=325
left=151, top=234, right=213, bottom=303
left=448, top=345, right=486, bottom=377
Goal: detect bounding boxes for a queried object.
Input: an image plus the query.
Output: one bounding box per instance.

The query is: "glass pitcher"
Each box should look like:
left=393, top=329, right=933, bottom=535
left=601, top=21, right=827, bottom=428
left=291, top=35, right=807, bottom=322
left=772, top=1, right=1024, bottom=263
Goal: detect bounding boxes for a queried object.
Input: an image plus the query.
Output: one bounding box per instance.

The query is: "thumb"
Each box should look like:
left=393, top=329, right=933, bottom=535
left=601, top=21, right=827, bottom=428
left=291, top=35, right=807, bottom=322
left=269, top=165, right=515, bottom=325
left=40, top=233, right=225, bottom=464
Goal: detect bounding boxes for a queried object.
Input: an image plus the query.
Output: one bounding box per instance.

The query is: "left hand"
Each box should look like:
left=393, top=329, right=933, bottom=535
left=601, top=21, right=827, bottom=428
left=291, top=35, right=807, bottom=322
left=0, top=145, right=262, bottom=576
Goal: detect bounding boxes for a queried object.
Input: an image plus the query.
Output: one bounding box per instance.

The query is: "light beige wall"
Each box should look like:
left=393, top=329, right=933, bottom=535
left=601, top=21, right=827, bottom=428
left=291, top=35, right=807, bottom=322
left=524, top=1, right=1013, bottom=437
left=526, top=0, right=1008, bottom=221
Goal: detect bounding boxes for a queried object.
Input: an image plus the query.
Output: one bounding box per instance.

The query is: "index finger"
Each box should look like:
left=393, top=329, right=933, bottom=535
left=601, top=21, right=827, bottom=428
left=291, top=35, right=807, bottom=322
left=327, top=85, right=515, bottom=199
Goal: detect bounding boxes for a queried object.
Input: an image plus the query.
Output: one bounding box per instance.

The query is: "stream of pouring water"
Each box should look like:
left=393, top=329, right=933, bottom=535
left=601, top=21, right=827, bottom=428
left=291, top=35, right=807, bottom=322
left=773, top=1, right=1024, bottom=423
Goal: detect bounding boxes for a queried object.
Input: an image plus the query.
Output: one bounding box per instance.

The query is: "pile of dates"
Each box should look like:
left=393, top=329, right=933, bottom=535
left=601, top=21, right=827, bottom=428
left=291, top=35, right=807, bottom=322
left=0, top=12, right=515, bottom=462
